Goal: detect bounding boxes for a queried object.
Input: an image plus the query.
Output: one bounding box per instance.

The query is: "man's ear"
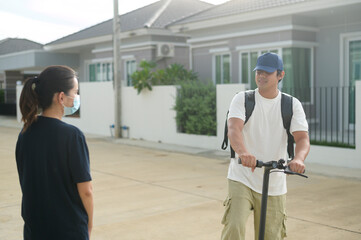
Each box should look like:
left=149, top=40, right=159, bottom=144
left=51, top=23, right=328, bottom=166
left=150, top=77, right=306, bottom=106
left=279, top=71, right=285, bottom=81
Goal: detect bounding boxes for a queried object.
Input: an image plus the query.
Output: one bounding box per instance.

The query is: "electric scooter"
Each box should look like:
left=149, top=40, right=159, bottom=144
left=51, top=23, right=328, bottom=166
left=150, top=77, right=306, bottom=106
left=238, top=158, right=308, bottom=240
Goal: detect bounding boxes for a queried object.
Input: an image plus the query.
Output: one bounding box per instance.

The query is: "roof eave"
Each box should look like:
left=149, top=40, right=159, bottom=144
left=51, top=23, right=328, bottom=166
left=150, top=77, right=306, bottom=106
left=169, top=0, right=361, bottom=33
left=45, top=28, right=189, bottom=51
left=44, top=35, right=113, bottom=51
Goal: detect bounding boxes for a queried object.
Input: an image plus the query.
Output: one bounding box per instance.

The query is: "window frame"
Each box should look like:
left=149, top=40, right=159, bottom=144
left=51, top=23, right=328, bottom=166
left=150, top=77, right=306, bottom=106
left=123, top=58, right=137, bottom=87
left=340, top=32, right=361, bottom=128
left=340, top=32, right=361, bottom=87
left=212, top=52, right=232, bottom=84
left=238, top=48, right=282, bottom=89
left=85, top=58, right=113, bottom=82
left=238, top=46, right=314, bottom=104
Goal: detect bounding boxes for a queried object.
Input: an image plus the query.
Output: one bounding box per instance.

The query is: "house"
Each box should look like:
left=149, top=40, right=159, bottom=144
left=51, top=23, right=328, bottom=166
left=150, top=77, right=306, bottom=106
left=0, top=38, right=78, bottom=105
left=7, top=0, right=361, bottom=135
left=11, top=0, right=361, bottom=168
left=0, top=38, right=43, bottom=104
left=42, top=0, right=361, bottom=144
left=42, top=0, right=361, bottom=92
left=167, top=0, right=361, bottom=147
left=44, top=0, right=213, bottom=86
left=169, top=0, right=361, bottom=90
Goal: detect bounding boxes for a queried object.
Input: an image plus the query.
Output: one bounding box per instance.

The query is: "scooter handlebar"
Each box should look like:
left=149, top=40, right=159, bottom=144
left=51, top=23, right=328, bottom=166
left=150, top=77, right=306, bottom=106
left=237, top=158, right=277, bottom=168
left=238, top=157, right=308, bottom=178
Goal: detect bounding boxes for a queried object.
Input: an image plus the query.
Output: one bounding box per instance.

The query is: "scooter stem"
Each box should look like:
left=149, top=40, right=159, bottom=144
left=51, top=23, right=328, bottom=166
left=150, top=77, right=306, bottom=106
left=259, top=167, right=272, bottom=240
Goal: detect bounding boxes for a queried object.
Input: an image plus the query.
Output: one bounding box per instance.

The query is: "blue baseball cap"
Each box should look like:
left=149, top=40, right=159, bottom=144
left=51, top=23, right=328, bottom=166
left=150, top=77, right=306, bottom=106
left=253, top=52, right=283, bottom=73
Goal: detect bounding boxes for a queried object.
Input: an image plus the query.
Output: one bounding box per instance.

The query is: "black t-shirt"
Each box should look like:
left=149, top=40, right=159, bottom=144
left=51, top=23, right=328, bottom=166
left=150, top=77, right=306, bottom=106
left=15, top=116, right=92, bottom=240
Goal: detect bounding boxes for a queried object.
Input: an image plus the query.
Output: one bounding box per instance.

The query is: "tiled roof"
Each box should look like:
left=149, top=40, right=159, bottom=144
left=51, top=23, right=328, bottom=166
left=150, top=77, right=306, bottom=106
left=0, top=38, right=43, bottom=55
left=173, top=0, right=306, bottom=25
left=46, top=0, right=213, bottom=46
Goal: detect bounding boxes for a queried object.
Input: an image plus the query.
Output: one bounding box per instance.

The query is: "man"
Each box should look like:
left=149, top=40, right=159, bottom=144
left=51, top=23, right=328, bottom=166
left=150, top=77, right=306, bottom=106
left=221, top=52, right=310, bottom=240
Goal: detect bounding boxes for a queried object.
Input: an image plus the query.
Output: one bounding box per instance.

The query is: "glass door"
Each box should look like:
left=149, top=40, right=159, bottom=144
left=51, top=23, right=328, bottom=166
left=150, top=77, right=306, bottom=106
left=348, top=40, right=361, bottom=124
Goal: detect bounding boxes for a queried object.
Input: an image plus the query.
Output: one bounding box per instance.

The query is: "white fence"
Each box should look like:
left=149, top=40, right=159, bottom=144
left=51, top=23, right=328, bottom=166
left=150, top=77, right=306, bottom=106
left=16, top=81, right=361, bottom=169
left=119, top=84, right=245, bottom=150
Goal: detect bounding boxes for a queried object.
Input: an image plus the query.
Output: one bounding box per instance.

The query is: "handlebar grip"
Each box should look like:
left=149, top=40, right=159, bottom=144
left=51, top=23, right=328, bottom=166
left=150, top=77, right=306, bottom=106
left=238, top=158, right=262, bottom=167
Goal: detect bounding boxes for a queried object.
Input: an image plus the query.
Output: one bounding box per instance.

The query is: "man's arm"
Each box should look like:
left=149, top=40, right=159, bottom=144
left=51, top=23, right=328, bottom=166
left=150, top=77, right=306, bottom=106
left=77, top=181, right=94, bottom=238
left=228, top=118, right=257, bottom=171
left=289, top=131, right=310, bottom=173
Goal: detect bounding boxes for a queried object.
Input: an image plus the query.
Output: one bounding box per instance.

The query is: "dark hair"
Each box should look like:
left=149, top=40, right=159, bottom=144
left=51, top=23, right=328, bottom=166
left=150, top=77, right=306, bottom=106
left=277, top=70, right=283, bottom=83
left=20, top=65, right=76, bottom=132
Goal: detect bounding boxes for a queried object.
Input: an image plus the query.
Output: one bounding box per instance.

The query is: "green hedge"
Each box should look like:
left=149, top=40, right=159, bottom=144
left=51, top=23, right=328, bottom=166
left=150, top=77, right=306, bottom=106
left=0, top=89, right=4, bottom=103
left=132, top=61, right=217, bottom=136
left=131, top=61, right=197, bottom=94
left=174, top=81, right=216, bottom=136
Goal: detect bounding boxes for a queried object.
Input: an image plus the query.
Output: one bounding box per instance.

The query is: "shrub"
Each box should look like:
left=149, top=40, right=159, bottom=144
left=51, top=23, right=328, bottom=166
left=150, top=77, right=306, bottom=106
left=131, top=61, right=198, bottom=94
left=174, top=81, right=216, bottom=136
left=131, top=60, right=157, bottom=94
left=132, top=61, right=216, bottom=136
left=153, top=63, right=197, bottom=85
left=0, top=89, right=4, bottom=103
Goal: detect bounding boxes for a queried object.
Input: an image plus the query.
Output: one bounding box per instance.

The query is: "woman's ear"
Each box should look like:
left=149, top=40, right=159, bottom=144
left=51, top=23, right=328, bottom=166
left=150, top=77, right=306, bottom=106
left=57, top=92, right=65, bottom=105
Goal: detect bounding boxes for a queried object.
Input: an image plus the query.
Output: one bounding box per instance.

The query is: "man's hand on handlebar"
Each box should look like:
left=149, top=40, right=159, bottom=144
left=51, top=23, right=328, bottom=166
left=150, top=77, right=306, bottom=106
left=288, top=158, right=305, bottom=174
left=239, top=153, right=257, bottom=172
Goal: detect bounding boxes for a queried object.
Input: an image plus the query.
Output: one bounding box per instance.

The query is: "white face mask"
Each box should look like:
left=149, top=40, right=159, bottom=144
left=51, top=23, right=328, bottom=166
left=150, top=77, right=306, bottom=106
left=63, top=95, right=80, bottom=116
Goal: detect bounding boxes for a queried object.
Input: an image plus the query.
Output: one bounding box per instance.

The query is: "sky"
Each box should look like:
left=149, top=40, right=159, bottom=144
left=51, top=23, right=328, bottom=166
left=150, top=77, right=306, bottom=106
left=0, top=0, right=229, bottom=45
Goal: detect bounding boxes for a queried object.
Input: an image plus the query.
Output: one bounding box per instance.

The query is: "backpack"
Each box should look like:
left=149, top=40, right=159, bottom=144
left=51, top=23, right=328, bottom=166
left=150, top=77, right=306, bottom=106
left=221, top=90, right=295, bottom=159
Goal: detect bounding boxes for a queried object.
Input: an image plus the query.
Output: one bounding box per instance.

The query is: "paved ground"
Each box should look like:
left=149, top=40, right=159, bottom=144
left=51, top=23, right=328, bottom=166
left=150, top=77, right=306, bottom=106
left=1, top=116, right=361, bottom=240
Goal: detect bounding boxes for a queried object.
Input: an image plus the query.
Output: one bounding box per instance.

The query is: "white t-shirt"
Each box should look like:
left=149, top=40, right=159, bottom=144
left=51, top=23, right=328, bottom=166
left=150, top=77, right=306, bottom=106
left=227, top=89, right=308, bottom=196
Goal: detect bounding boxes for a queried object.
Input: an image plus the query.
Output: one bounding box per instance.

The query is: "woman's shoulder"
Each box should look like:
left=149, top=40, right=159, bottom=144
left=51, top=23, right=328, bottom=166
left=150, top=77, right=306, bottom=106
left=38, top=116, right=85, bottom=137
left=61, top=121, right=84, bottom=137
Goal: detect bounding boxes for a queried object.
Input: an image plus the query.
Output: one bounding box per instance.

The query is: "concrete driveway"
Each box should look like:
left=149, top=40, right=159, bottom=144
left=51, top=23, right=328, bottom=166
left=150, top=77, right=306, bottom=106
left=1, top=122, right=361, bottom=240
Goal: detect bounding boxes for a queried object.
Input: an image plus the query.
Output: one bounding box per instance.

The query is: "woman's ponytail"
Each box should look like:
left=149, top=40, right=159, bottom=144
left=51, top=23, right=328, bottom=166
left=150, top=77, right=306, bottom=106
left=20, top=77, right=40, bottom=132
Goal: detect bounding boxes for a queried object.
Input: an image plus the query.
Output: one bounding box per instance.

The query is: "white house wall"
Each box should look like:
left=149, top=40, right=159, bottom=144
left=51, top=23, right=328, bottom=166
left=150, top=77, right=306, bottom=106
left=16, top=82, right=361, bottom=168
left=16, top=82, right=115, bottom=136
left=121, top=86, right=177, bottom=142
left=315, top=13, right=361, bottom=87
left=62, top=82, right=115, bottom=136
left=119, top=84, right=242, bottom=149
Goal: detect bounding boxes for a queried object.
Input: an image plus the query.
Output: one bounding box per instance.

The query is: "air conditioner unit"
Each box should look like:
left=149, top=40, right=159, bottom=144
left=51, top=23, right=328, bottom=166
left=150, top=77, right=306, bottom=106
left=157, top=43, right=174, bottom=58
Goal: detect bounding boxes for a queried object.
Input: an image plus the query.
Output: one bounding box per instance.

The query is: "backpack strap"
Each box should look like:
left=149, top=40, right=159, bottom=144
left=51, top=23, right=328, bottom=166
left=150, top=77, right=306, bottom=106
left=281, top=93, right=295, bottom=159
left=222, top=91, right=295, bottom=160
left=221, top=111, right=237, bottom=158
left=221, top=90, right=256, bottom=158
left=221, top=110, right=230, bottom=151
left=221, top=111, right=236, bottom=159
left=230, top=90, right=255, bottom=158
left=244, top=90, right=256, bottom=125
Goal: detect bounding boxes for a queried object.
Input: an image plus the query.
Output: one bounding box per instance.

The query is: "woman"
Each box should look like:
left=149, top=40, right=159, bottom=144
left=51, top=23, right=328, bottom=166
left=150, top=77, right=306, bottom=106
left=15, top=65, right=93, bottom=240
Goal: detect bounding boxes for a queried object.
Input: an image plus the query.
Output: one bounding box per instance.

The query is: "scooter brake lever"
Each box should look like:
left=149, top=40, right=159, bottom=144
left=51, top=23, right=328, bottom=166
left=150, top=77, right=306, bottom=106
left=284, top=166, right=308, bottom=178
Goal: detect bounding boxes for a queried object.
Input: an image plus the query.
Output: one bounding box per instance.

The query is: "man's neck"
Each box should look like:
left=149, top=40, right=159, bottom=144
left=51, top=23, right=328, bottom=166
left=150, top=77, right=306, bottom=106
left=258, top=88, right=279, bottom=99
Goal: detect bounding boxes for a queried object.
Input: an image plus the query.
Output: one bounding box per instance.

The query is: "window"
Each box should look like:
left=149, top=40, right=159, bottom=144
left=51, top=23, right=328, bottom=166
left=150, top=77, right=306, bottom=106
left=349, top=40, right=361, bottom=84
left=240, top=49, right=279, bottom=90
left=348, top=39, right=361, bottom=124
left=282, top=48, right=311, bottom=102
left=88, top=61, right=113, bottom=82
left=239, top=48, right=312, bottom=102
left=125, top=60, right=137, bottom=86
left=214, top=54, right=231, bottom=84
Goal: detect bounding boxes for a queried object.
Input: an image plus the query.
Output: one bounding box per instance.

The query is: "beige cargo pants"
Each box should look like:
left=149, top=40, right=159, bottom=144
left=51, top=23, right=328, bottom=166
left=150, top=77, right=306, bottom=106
left=221, top=179, right=287, bottom=240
